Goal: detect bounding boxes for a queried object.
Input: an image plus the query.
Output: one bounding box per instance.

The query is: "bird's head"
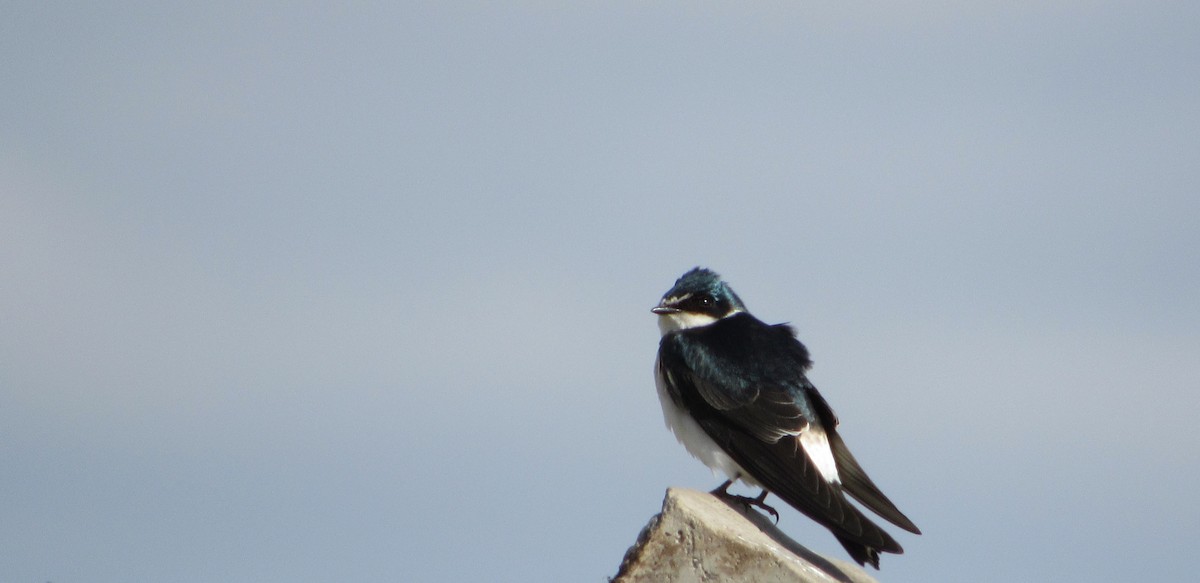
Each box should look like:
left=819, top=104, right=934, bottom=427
left=652, top=267, right=746, bottom=334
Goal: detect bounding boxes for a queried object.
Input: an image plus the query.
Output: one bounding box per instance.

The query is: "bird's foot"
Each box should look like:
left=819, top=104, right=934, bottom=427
left=709, top=479, right=735, bottom=497
left=710, top=482, right=780, bottom=523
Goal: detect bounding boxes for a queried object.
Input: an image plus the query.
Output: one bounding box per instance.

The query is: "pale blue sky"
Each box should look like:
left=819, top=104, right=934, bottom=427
left=3, top=3, right=1198, bottom=582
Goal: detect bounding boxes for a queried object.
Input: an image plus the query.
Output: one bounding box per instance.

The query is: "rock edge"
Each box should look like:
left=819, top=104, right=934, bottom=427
left=612, top=488, right=878, bottom=583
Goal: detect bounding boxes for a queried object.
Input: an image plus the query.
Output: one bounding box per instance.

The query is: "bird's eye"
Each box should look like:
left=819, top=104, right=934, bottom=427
left=679, top=294, right=718, bottom=313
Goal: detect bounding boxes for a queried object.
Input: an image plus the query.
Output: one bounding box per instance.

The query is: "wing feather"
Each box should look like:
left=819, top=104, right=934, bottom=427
left=804, top=385, right=922, bottom=534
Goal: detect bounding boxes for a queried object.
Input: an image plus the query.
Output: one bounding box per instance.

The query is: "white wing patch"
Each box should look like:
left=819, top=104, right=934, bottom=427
left=799, top=426, right=842, bottom=485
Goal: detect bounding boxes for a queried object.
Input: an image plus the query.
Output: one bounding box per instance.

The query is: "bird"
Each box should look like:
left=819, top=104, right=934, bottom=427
left=651, top=267, right=921, bottom=569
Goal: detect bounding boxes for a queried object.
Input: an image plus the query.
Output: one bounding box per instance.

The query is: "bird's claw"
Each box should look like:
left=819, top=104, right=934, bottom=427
left=755, top=499, right=781, bottom=523
left=726, top=494, right=781, bottom=523
left=710, top=482, right=781, bottom=524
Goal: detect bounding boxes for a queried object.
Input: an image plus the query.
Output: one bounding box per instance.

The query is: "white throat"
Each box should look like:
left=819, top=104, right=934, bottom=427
left=656, top=308, right=742, bottom=335
left=657, top=311, right=713, bottom=335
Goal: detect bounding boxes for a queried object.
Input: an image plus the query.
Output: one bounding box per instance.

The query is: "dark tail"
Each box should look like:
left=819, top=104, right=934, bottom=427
left=828, top=428, right=922, bottom=534
left=835, top=533, right=888, bottom=569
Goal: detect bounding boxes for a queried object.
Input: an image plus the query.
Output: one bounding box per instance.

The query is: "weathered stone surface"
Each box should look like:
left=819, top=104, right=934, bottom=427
left=612, top=488, right=877, bottom=583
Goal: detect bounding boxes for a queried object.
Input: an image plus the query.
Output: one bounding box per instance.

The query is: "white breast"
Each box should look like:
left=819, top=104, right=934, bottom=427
left=654, top=360, right=758, bottom=487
